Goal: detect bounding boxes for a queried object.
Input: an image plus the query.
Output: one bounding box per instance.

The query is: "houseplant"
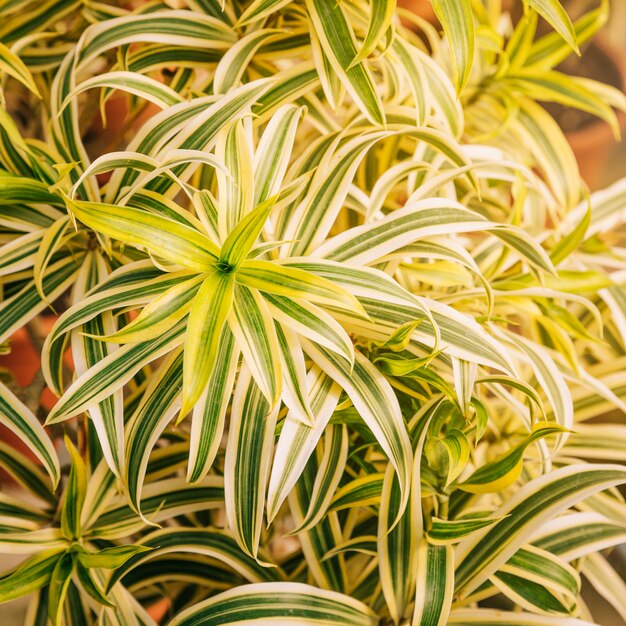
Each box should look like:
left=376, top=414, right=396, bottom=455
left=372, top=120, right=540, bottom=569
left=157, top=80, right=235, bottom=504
left=1, top=0, right=626, bottom=624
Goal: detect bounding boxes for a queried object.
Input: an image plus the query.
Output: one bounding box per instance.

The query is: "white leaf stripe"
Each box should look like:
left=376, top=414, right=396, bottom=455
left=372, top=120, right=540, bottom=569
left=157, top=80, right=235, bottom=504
left=305, top=0, right=385, bottom=125
left=228, top=284, right=281, bottom=406
left=168, top=582, right=379, bottom=626
left=264, top=294, right=355, bottom=364
left=46, top=320, right=186, bottom=423
left=0, top=384, right=59, bottom=487
left=187, top=328, right=239, bottom=484
left=314, top=198, right=554, bottom=273
left=289, top=424, right=348, bottom=534
left=225, top=368, right=279, bottom=560
left=124, top=351, right=183, bottom=516
left=288, top=451, right=347, bottom=591
left=413, top=542, right=454, bottom=626
left=455, top=464, right=626, bottom=597
left=303, top=340, right=413, bottom=520
left=275, top=323, right=314, bottom=427
left=267, top=367, right=341, bottom=523
left=76, top=11, right=236, bottom=68
left=106, top=528, right=281, bottom=590
left=70, top=253, right=124, bottom=478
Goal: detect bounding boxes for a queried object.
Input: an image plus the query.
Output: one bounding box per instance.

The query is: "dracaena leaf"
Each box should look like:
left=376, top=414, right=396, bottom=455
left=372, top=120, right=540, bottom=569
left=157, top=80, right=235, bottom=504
left=181, top=270, right=235, bottom=415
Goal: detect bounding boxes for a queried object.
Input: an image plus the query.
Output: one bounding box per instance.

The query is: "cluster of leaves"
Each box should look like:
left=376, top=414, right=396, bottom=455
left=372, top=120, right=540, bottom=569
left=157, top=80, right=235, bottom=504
left=1, top=0, right=626, bottom=624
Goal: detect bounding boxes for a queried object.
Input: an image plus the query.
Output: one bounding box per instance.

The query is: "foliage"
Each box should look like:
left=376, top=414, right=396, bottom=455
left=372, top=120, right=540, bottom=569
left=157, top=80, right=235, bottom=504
left=1, top=0, right=626, bottom=624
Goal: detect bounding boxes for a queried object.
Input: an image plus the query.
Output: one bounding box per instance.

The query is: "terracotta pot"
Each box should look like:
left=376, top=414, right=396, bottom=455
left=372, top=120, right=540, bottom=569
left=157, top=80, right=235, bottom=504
left=397, top=0, right=436, bottom=24
left=568, top=111, right=626, bottom=191
left=147, top=597, right=170, bottom=623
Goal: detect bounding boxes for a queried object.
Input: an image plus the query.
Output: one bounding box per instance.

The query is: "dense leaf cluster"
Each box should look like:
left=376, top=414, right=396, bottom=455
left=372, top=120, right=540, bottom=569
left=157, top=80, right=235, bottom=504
left=1, top=0, right=626, bottom=624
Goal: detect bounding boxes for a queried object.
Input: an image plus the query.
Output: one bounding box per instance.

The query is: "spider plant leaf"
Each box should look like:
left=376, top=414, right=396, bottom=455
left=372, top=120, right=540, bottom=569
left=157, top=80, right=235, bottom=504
left=310, top=24, right=345, bottom=112
left=288, top=446, right=347, bottom=591
left=455, top=463, right=626, bottom=597
left=560, top=424, right=626, bottom=462
left=265, top=294, right=355, bottom=365
left=492, top=545, right=580, bottom=615
left=168, top=582, right=379, bottom=626
left=288, top=423, right=348, bottom=534
left=101, top=275, right=204, bottom=344
left=32, top=215, right=72, bottom=304
left=305, top=0, right=385, bottom=125
left=323, top=536, right=378, bottom=561
left=60, top=437, right=87, bottom=541
left=228, top=285, right=281, bottom=406
left=78, top=545, right=152, bottom=570
left=379, top=465, right=417, bottom=622
left=283, top=128, right=472, bottom=256
left=238, top=259, right=365, bottom=315
left=0, top=550, right=62, bottom=603
left=447, top=609, right=599, bottom=624
left=74, top=561, right=114, bottom=608
left=220, top=197, right=275, bottom=270
left=0, top=172, right=62, bottom=207
left=42, top=263, right=184, bottom=395
left=216, top=120, right=255, bottom=237
left=0, top=528, right=66, bottom=554
left=274, top=323, right=315, bottom=427
left=0, top=230, right=43, bottom=277
left=253, top=104, right=303, bottom=206
left=76, top=10, right=236, bottom=68
left=267, top=367, right=342, bottom=523
left=47, top=550, right=74, bottom=626
left=65, top=197, right=220, bottom=270
left=124, top=351, right=183, bottom=517
left=527, top=0, right=607, bottom=68
left=193, top=190, right=220, bottom=241
left=236, top=0, right=292, bottom=25
left=0, top=384, right=60, bottom=488
left=352, top=0, right=396, bottom=66
left=214, top=29, right=281, bottom=94
left=62, top=71, right=184, bottom=113
left=224, top=368, right=279, bottom=561
left=284, top=260, right=516, bottom=373
left=495, top=329, right=573, bottom=434
left=432, top=0, right=475, bottom=93
left=524, top=0, right=579, bottom=54
left=187, top=327, right=239, bottom=483
left=425, top=429, right=470, bottom=488
left=457, top=424, right=566, bottom=494
left=0, top=442, right=56, bottom=506
left=510, top=98, right=580, bottom=210
left=0, top=0, right=80, bottom=43
left=0, top=41, right=40, bottom=96
left=0, top=255, right=80, bottom=345
left=304, top=341, right=413, bottom=520
left=90, top=476, right=224, bottom=540
left=412, top=542, right=454, bottom=626
left=504, top=70, right=619, bottom=137
left=315, top=198, right=554, bottom=274
left=46, top=320, right=186, bottom=423
left=113, top=79, right=271, bottom=194
left=181, top=270, right=235, bottom=416
left=106, top=528, right=281, bottom=593
left=427, top=516, right=503, bottom=545
left=380, top=398, right=434, bottom=622
left=69, top=253, right=125, bottom=478
left=533, top=512, right=626, bottom=561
